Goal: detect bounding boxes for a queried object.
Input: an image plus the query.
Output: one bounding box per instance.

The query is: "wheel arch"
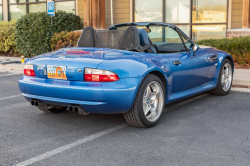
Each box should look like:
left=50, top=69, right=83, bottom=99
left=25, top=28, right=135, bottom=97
left=146, top=70, right=167, bottom=94
left=224, top=55, right=234, bottom=73
left=132, top=68, right=169, bottom=105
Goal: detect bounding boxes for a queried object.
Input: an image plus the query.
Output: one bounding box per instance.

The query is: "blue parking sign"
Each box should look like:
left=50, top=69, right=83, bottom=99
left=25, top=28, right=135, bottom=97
left=47, top=2, right=55, bottom=16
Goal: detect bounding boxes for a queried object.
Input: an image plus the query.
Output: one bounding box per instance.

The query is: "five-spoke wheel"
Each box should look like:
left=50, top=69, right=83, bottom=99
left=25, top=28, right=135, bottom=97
left=211, top=59, right=233, bottom=95
left=143, top=81, right=164, bottom=122
left=221, top=63, right=232, bottom=92
left=124, top=74, right=165, bottom=128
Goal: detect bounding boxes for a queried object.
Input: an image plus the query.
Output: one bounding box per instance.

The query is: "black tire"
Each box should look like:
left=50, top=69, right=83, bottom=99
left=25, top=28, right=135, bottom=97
left=210, top=59, right=233, bottom=96
left=124, top=74, right=165, bottom=128
left=37, top=106, right=66, bottom=113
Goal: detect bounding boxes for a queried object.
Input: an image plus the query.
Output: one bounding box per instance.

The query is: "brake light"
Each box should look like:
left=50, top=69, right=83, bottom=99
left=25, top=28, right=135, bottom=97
left=84, top=68, right=119, bottom=82
left=24, top=64, right=36, bottom=77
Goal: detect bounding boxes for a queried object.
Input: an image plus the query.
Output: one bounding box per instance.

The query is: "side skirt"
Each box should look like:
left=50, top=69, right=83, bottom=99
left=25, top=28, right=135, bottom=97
left=166, top=81, right=217, bottom=103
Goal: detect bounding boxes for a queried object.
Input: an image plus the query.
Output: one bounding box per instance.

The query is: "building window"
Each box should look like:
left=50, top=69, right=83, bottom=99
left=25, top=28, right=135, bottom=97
left=55, top=0, right=75, bottom=14
left=134, top=0, right=162, bottom=22
left=8, top=0, right=46, bottom=20
left=192, top=24, right=226, bottom=41
left=192, top=0, right=227, bottom=23
left=8, top=0, right=75, bottom=21
left=0, top=0, right=2, bottom=21
left=134, top=0, right=228, bottom=40
left=165, top=0, right=190, bottom=23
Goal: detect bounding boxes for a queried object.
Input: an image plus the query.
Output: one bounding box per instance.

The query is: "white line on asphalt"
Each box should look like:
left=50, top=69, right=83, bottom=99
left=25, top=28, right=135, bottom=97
left=13, top=124, right=127, bottom=166
left=0, top=94, right=22, bottom=101
left=0, top=73, right=22, bottom=76
left=13, top=93, right=209, bottom=166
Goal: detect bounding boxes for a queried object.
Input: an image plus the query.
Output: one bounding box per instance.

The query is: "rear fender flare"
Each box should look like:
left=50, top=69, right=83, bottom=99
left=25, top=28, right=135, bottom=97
left=128, top=67, right=171, bottom=111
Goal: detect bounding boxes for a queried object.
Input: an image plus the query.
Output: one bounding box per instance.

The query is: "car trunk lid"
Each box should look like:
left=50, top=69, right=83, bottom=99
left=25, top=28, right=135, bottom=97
left=26, top=50, right=106, bottom=81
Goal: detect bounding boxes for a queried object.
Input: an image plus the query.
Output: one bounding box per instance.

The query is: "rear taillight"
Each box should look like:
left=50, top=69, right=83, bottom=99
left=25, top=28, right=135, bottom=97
left=84, top=68, right=119, bottom=82
left=24, top=64, right=36, bottom=77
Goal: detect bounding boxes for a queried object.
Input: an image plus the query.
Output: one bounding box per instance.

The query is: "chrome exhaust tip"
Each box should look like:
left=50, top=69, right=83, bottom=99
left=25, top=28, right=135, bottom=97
left=34, top=100, right=39, bottom=106
left=31, top=100, right=35, bottom=106
left=74, top=106, right=89, bottom=115
left=73, top=106, right=79, bottom=113
left=68, top=105, right=74, bottom=112
left=32, top=100, right=47, bottom=107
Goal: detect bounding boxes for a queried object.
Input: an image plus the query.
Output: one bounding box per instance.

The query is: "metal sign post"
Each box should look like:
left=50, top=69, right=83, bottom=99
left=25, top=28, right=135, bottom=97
left=47, top=1, right=55, bottom=36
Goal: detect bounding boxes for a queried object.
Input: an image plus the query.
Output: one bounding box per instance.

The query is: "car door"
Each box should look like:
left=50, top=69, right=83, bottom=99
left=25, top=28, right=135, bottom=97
left=163, top=27, right=210, bottom=93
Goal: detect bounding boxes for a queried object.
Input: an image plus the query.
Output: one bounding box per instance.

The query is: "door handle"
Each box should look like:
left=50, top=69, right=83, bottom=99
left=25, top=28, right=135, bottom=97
left=173, top=61, right=181, bottom=65
left=210, top=55, right=217, bottom=60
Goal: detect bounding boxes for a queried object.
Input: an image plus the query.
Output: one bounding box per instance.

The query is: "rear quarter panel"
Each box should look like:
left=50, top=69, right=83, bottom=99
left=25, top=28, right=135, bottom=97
left=97, top=53, right=173, bottom=104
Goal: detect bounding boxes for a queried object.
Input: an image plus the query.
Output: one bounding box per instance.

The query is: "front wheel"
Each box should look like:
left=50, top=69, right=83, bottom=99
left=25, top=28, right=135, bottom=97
left=124, top=74, right=165, bottom=128
left=210, top=59, right=233, bottom=96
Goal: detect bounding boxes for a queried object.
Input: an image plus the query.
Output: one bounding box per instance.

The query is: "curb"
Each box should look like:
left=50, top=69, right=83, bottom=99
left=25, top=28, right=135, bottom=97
left=233, top=79, right=250, bottom=86
left=231, top=87, right=250, bottom=93
left=0, top=64, right=24, bottom=74
left=233, top=69, right=250, bottom=87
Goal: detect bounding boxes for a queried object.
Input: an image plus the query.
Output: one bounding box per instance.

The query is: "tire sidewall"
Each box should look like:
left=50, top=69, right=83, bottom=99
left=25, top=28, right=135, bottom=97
left=217, top=59, right=233, bottom=95
left=135, top=74, right=166, bottom=127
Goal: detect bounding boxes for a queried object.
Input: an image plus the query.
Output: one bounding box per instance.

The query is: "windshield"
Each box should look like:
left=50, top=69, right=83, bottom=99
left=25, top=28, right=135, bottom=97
left=116, top=25, right=192, bottom=53
left=116, top=25, right=178, bottom=43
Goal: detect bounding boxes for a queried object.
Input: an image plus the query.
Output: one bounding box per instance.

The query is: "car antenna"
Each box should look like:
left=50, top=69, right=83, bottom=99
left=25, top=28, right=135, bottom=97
left=39, top=17, right=44, bottom=55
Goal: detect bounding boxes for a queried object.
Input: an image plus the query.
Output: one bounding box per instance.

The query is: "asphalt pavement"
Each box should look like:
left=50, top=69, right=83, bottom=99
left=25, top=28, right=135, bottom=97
left=1, top=72, right=250, bottom=166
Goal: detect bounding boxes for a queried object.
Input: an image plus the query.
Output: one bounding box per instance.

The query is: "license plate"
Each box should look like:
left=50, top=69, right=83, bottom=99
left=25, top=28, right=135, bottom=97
left=47, top=65, right=67, bottom=80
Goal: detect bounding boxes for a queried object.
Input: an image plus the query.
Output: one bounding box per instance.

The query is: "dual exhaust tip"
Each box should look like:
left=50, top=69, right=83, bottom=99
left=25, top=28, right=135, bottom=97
left=68, top=105, right=89, bottom=115
left=31, top=100, right=46, bottom=107
left=31, top=100, right=88, bottom=115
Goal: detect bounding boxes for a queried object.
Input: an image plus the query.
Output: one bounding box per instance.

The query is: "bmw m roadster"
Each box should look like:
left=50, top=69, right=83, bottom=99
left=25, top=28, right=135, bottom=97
left=19, top=22, right=234, bottom=127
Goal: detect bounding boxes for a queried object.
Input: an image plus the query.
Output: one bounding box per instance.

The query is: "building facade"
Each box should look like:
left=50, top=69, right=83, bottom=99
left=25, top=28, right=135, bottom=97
left=0, top=0, right=249, bottom=41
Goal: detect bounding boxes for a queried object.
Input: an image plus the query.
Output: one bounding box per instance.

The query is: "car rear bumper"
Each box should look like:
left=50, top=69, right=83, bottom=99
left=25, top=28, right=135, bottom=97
left=19, top=76, right=141, bottom=114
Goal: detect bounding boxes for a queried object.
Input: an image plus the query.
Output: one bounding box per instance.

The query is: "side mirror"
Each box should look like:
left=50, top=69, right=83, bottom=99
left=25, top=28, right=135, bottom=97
left=189, top=44, right=199, bottom=56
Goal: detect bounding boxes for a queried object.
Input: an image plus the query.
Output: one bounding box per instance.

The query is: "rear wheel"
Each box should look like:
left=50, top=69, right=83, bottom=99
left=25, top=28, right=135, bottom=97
left=37, top=106, right=66, bottom=113
left=210, top=59, right=233, bottom=96
left=124, top=74, right=165, bottom=128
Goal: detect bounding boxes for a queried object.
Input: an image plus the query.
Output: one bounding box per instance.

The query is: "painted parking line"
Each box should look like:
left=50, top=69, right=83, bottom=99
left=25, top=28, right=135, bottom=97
left=13, top=124, right=127, bottom=166
left=0, top=73, right=22, bottom=77
left=13, top=93, right=209, bottom=166
left=0, top=94, right=22, bottom=101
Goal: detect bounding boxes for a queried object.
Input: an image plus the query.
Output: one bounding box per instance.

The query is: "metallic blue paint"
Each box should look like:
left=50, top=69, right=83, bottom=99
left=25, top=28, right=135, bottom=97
left=19, top=75, right=141, bottom=114
left=18, top=27, right=234, bottom=114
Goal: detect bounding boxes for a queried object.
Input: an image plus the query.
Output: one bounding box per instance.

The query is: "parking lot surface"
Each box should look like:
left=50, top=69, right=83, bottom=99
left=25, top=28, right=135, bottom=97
left=1, top=72, right=250, bottom=166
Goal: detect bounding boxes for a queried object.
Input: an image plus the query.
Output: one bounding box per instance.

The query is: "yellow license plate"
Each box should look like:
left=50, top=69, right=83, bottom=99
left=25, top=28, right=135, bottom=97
left=47, top=65, right=67, bottom=80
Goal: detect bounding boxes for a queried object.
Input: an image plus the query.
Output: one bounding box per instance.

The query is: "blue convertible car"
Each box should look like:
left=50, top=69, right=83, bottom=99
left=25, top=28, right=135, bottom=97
left=19, top=22, right=234, bottom=128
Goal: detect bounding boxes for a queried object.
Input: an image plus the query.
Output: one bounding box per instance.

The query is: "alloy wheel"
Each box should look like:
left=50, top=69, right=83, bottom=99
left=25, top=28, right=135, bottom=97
left=221, top=63, right=232, bottom=91
left=142, top=81, right=164, bottom=122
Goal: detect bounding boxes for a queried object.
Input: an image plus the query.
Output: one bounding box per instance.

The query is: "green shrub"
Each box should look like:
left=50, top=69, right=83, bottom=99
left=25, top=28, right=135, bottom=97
left=0, top=21, right=18, bottom=55
left=16, top=11, right=83, bottom=57
left=50, top=31, right=81, bottom=51
left=196, top=37, right=250, bottom=64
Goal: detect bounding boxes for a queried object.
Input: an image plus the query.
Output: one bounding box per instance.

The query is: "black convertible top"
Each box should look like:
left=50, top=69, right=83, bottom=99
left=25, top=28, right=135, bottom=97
left=109, top=22, right=177, bottom=30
